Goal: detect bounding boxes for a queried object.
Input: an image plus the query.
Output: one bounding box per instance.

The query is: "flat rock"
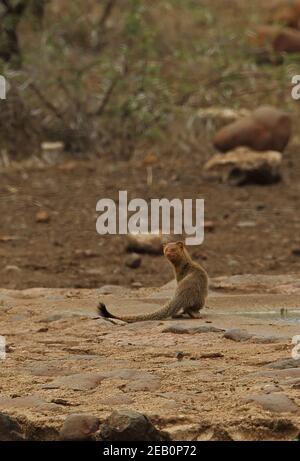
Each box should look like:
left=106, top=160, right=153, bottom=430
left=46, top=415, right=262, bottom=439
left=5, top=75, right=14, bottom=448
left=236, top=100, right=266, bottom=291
left=245, top=393, right=299, bottom=413
left=97, top=285, right=131, bottom=296
left=254, top=368, right=300, bottom=381
left=268, top=358, right=300, bottom=370
left=99, top=394, right=134, bottom=406
left=43, top=373, right=106, bottom=391
left=0, top=396, right=59, bottom=411
left=210, top=273, right=300, bottom=294
left=203, top=148, right=282, bottom=186
left=59, top=414, right=100, bottom=441
left=251, top=335, right=284, bottom=344
left=25, top=363, right=72, bottom=377
left=109, top=369, right=160, bottom=391
left=224, top=329, right=253, bottom=342
left=39, top=311, right=96, bottom=323
left=99, top=409, right=171, bottom=441
left=125, top=375, right=160, bottom=392
left=162, top=324, right=223, bottom=334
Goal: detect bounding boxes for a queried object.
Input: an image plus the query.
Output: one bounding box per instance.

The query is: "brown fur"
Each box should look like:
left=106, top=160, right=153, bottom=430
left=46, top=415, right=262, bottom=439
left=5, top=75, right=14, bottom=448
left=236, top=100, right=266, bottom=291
left=97, top=241, right=209, bottom=323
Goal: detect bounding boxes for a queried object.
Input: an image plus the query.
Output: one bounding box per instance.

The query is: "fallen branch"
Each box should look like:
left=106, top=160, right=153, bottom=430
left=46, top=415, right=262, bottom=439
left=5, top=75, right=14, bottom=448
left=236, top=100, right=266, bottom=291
left=98, top=0, right=118, bottom=29
left=28, top=81, right=66, bottom=123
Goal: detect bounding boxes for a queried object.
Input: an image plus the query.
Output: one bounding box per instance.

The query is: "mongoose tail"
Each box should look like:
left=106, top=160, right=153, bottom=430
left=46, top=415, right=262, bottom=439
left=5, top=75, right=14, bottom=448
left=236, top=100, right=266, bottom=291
left=97, top=296, right=184, bottom=323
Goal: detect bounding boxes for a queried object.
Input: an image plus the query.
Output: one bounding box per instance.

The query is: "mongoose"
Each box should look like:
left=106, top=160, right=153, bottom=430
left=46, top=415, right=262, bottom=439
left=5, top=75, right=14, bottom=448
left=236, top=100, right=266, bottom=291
left=97, top=241, right=209, bottom=322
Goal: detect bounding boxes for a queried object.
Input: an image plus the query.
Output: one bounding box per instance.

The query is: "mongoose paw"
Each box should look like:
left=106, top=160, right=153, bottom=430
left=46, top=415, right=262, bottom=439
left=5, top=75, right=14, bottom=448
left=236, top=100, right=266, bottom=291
left=188, top=311, right=202, bottom=319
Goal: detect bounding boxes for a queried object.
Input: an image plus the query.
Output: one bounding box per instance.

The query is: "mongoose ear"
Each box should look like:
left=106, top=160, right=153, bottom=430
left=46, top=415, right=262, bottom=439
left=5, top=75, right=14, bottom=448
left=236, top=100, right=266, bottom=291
left=176, top=241, right=184, bottom=249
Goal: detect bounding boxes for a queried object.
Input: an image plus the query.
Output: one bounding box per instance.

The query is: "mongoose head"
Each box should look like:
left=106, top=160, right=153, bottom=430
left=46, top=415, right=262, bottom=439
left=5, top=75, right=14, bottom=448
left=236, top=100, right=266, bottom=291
left=163, top=241, right=185, bottom=264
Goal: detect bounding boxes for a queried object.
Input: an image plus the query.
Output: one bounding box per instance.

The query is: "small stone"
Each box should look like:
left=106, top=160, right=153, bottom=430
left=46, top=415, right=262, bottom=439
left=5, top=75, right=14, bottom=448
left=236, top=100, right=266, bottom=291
left=131, top=281, right=143, bottom=288
left=41, top=141, right=64, bottom=164
left=237, top=221, right=257, bottom=228
left=126, top=234, right=163, bottom=255
left=200, top=352, right=224, bottom=359
left=125, top=253, right=142, bottom=269
left=35, top=210, right=50, bottom=223
left=74, top=249, right=98, bottom=258
left=176, top=351, right=184, bottom=361
left=204, top=221, right=215, bottom=232
left=51, top=399, right=73, bottom=406
left=263, top=384, right=282, bottom=394
left=59, top=414, right=100, bottom=441
left=3, top=265, right=21, bottom=273
left=99, top=409, right=170, bottom=442
left=227, top=259, right=239, bottom=267
left=224, top=329, right=253, bottom=342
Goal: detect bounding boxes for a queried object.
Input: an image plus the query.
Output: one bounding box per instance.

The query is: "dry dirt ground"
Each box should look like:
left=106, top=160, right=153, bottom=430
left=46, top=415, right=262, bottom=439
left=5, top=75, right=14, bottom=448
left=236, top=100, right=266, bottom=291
left=1, top=135, right=300, bottom=290
left=0, top=274, right=300, bottom=441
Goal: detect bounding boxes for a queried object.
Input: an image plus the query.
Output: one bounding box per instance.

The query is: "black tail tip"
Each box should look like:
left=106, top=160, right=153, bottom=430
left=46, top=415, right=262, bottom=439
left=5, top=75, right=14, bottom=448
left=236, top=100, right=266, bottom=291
left=97, top=302, right=111, bottom=318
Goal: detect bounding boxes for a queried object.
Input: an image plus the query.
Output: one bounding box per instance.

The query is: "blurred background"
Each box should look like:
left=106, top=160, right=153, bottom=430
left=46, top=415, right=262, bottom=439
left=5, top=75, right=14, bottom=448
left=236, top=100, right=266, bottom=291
left=1, top=0, right=300, bottom=290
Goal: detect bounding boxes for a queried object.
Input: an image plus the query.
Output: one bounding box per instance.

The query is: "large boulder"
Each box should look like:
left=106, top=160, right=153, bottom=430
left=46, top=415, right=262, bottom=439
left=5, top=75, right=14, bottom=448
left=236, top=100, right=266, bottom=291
left=274, top=27, right=300, bottom=52
left=213, top=106, right=291, bottom=153
left=99, top=409, right=170, bottom=442
left=59, top=414, right=100, bottom=441
left=0, top=413, right=24, bottom=441
left=203, top=147, right=282, bottom=186
left=252, top=25, right=300, bottom=53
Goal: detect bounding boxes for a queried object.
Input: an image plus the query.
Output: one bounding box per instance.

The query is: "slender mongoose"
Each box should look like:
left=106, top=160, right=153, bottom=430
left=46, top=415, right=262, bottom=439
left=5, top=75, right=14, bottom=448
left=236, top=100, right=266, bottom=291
left=97, top=241, right=209, bottom=322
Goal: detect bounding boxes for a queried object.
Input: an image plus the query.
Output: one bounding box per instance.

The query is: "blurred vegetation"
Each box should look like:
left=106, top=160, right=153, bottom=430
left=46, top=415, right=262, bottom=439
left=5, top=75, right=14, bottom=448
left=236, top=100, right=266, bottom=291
left=0, top=0, right=300, bottom=159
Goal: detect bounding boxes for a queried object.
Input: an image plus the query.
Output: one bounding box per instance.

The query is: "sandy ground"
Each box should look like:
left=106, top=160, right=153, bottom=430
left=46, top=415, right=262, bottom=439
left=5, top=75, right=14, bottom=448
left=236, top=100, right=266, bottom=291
left=0, top=274, right=300, bottom=441
left=2, top=143, right=300, bottom=291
